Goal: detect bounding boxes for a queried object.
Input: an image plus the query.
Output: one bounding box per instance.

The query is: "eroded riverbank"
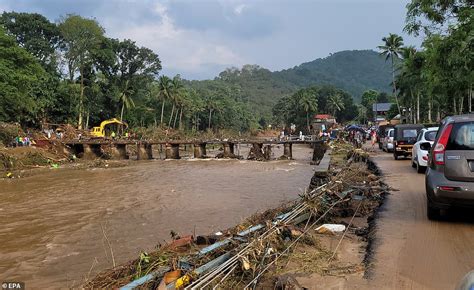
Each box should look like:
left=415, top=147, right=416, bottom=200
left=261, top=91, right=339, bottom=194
left=0, top=145, right=315, bottom=288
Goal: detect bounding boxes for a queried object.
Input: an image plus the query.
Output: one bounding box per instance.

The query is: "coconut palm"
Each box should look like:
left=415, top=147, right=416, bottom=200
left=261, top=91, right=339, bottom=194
left=327, top=93, right=345, bottom=118
left=168, top=75, right=184, bottom=128
left=205, top=94, right=220, bottom=130
left=397, top=46, right=422, bottom=123
left=157, top=75, right=172, bottom=125
left=378, top=33, right=404, bottom=115
left=119, top=80, right=135, bottom=122
left=297, top=90, right=317, bottom=133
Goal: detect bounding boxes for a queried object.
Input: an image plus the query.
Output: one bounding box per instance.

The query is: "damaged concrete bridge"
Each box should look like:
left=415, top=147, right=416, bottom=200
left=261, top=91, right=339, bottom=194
left=62, top=139, right=325, bottom=161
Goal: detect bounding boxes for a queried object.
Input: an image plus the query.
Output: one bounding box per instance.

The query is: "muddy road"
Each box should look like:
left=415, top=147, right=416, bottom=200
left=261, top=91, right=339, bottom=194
left=0, top=145, right=315, bottom=288
left=369, top=149, right=474, bottom=289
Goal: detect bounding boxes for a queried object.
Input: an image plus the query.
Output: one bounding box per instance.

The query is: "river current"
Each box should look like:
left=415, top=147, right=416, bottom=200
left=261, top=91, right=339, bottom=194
left=0, top=145, right=315, bottom=288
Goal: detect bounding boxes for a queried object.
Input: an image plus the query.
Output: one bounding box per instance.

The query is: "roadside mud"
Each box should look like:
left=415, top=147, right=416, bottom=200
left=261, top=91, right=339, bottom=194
left=361, top=158, right=389, bottom=279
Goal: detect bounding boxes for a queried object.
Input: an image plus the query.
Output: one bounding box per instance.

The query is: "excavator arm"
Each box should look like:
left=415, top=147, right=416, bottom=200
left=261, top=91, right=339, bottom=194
left=91, top=118, right=128, bottom=138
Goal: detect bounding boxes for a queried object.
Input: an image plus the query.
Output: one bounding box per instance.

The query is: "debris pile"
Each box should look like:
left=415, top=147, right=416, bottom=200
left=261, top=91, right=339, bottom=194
left=0, top=146, right=69, bottom=173
left=0, top=122, right=23, bottom=146
left=85, top=144, right=388, bottom=289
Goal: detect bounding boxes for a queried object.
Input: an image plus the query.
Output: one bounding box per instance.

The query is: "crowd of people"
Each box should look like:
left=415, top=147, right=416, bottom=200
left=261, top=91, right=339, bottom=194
left=345, top=127, right=378, bottom=150
left=14, top=136, right=32, bottom=147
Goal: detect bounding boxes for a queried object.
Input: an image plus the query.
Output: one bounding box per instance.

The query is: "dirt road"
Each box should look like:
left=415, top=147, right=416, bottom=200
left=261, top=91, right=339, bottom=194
left=369, top=149, right=474, bottom=289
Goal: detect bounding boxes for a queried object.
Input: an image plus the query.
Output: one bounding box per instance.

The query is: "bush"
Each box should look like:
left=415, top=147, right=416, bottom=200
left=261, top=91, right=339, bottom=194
left=0, top=122, right=23, bottom=146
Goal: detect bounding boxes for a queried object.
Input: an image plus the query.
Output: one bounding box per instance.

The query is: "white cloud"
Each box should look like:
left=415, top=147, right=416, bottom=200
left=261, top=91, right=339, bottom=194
left=112, top=1, right=245, bottom=77
left=234, top=4, right=248, bottom=15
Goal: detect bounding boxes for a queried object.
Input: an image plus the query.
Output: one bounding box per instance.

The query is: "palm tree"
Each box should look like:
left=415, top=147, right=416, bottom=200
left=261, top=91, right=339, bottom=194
left=119, top=80, right=135, bottom=122
left=327, top=93, right=345, bottom=118
left=397, top=46, right=421, bottom=123
left=378, top=33, right=404, bottom=115
left=205, top=95, right=219, bottom=130
left=168, top=75, right=184, bottom=129
left=157, top=75, right=172, bottom=126
left=297, top=91, right=317, bottom=133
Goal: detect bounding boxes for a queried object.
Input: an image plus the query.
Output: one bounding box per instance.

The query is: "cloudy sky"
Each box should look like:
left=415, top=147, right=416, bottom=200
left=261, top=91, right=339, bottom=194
left=1, top=0, right=421, bottom=79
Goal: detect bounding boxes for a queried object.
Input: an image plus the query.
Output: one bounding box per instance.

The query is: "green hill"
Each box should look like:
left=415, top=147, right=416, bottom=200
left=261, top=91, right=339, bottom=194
left=275, top=50, right=392, bottom=101
left=187, top=50, right=392, bottom=120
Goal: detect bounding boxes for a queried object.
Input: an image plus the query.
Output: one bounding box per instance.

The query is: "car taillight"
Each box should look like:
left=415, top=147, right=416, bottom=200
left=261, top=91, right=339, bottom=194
left=422, top=155, right=428, bottom=161
left=398, top=141, right=404, bottom=145
left=433, top=123, right=453, bottom=165
left=438, top=186, right=460, bottom=191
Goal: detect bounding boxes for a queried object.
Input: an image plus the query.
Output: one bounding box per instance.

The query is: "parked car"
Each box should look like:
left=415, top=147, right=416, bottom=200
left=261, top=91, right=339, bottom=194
left=377, top=125, right=393, bottom=149
left=411, top=127, right=439, bottom=173
left=382, top=128, right=394, bottom=152
left=426, top=115, right=474, bottom=219
left=393, top=124, right=424, bottom=160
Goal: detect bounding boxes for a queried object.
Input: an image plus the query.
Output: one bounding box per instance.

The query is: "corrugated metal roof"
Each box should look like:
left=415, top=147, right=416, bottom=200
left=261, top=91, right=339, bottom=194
left=372, top=103, right=393, bottom=112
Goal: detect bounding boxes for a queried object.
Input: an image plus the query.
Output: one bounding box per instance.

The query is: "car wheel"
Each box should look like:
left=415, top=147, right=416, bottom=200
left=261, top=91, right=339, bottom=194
left=427, top=199, right=441, bottom=220
left=412, top=158, right=416, bottom=168
left=416, top=162, right=425, bottom=173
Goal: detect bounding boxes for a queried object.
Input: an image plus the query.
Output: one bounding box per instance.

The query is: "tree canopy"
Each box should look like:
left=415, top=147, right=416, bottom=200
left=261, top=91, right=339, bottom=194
left=0, top=27, right=52, bottom=125
left=0, top=11, right=394, bottom=133
left=385, top=0, right=473, bottom=123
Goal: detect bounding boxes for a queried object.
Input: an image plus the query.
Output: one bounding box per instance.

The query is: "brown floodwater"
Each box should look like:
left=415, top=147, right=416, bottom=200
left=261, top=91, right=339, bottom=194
left=0, top=145, right=315, bottom=288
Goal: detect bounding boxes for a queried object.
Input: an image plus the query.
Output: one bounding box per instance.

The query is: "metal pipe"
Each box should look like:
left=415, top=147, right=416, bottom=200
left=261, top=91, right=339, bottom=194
left=119, top=266, right=170, bottom=290
left=168, top=253, right=231, bottom=289
left=198, top=224, right=264, bottom=256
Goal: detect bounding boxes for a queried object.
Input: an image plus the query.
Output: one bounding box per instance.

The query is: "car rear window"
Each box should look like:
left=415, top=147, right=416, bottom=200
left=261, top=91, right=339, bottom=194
left=447, top=122, right=474, bottom=150
left=388, top=130, right=394, bottom=137
left=402, top=129, right=418, bottom=138
left=424, top=130, right=437, bottom=141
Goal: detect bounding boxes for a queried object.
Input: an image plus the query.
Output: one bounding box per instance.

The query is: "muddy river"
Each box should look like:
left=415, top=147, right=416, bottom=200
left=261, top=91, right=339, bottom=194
left=0, top=145, right=315, bottom=288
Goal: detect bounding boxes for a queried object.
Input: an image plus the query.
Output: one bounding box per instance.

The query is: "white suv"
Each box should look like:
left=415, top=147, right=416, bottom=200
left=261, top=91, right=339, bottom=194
left=412, top=127, right=438, bottom=173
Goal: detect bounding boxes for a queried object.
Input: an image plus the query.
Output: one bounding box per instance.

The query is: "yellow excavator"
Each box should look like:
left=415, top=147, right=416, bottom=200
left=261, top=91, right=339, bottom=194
left=90, top=118, right=128, bottom=138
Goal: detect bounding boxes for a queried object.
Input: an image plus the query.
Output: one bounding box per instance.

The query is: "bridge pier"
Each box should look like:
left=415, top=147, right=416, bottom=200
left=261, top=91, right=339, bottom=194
left=248, top=143, right=267, bottom=160
left=137, top=143, right=153, bottom=160
left=263, top=145, right=272, bottom=160
left=83, top=144, right=102, bottom=159
left=223, top=142, right=235, bottom=157
left=311, top=142, right=326, bottom=164
left=165, top=143, right=180, bottom=159
left=109, top=144, right=128, bottom=159
left=193, top=143, right=207, bottom=158
left=280, top=143, right=293, bottom=159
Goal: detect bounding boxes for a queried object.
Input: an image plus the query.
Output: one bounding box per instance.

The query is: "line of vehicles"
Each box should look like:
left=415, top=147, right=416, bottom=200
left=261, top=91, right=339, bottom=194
left=377, top=114, right=474, bottom=220
left=378, top=123, right=439, bottom=173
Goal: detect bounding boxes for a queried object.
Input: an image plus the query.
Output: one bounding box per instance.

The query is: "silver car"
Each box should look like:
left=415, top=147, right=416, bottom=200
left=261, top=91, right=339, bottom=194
left=426, top=115, right=474, bottom=220
left=382, top=128, right=394, bottom=152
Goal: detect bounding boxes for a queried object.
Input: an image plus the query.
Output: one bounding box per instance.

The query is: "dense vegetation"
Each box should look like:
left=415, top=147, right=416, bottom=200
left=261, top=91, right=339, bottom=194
left=377, top=0, right=473, bottom=123
left=4, top=0, right=467, bottom=133
left=0, top=11, right=394, bottom=133
left=272, top=85, right=359, bottom=132
left=203, top=50, right=392, bottom=122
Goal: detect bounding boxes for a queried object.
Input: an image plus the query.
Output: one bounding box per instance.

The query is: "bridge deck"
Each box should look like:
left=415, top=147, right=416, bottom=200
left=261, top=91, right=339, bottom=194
left=63, top=139, right=323, bottom=146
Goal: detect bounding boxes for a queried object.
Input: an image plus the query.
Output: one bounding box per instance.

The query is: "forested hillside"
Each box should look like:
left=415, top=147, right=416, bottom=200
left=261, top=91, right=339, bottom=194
left=0, top=11, right=392, bottom=132
left=276, top=50, right=392, bottom=101
left=190, top=50, right=392, bottom=121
